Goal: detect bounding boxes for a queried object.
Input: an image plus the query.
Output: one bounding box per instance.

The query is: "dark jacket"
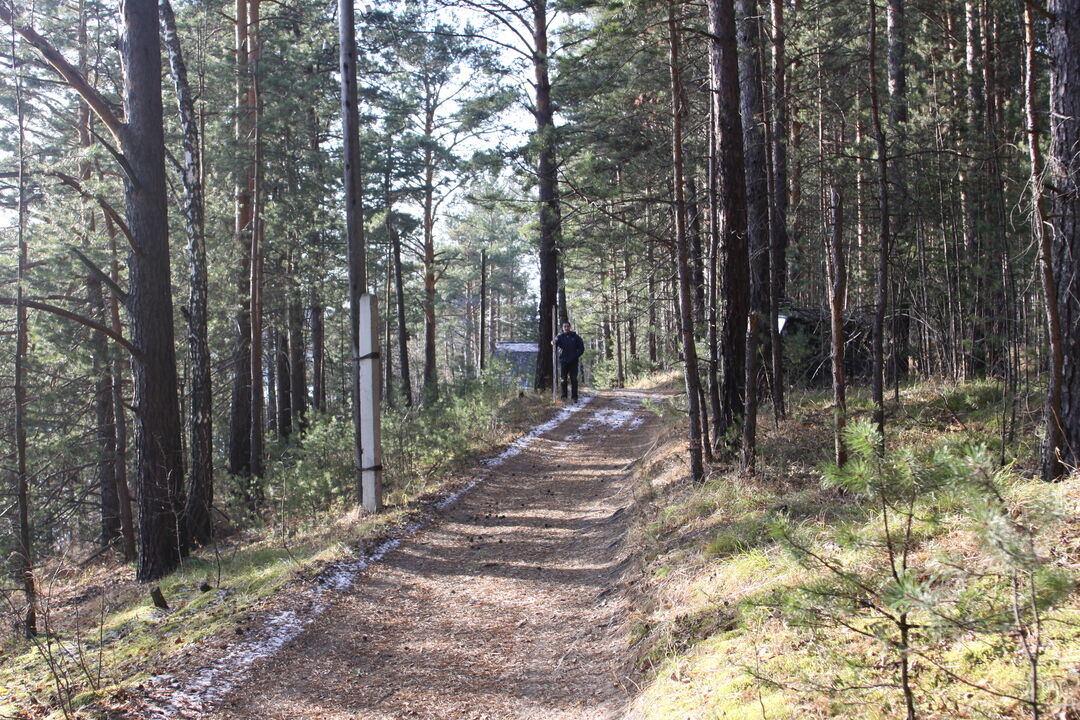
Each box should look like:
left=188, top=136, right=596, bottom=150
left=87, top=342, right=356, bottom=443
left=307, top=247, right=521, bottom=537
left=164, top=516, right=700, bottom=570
left=555, top=331, right=585, bottom=365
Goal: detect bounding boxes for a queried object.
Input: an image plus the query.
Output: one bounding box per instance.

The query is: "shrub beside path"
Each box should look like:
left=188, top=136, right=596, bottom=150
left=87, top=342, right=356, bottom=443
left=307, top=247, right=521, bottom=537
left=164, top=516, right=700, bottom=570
left=195, top=389, right=661, bottom=720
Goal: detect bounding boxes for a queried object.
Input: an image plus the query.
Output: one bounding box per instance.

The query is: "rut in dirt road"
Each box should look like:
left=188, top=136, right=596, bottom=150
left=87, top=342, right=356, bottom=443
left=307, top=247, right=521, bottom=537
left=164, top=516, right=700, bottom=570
left=206, top=389, right=661, bottom=720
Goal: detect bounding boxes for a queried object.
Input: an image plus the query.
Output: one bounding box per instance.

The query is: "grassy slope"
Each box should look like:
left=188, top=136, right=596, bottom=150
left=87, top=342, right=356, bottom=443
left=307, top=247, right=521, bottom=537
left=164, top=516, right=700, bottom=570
left=0, top=392, right=555, bottom=720
left=625, top=380, right=1080, bottom=720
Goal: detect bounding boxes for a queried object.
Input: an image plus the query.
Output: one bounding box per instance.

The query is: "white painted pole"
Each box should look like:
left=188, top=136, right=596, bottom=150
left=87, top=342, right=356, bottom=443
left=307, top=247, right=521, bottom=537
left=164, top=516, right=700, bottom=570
left=358, top=294, right=383, bottom=512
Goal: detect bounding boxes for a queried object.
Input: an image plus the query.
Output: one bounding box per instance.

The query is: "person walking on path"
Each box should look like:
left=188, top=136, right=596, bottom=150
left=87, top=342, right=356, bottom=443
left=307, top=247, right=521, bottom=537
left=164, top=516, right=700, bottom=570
left=554, top=322, right=585, bottom=401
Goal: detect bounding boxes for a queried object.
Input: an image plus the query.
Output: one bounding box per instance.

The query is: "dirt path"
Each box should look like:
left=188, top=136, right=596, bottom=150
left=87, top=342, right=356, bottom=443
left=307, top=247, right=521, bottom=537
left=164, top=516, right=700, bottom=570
left=199, top=389, right=659, bottom=720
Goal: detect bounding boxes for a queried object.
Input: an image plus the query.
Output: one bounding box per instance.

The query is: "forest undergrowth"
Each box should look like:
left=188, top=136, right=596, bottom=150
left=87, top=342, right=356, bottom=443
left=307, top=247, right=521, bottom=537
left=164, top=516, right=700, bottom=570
left=0, top=376, right=545, bottom=719
left=626, top=378, right=1080, bottom=720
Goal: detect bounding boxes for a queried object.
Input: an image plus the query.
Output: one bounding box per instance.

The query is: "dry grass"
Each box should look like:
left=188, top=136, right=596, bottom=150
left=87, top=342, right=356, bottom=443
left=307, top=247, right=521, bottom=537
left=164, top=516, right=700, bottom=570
left=623, top=379, right=1080, bottom=720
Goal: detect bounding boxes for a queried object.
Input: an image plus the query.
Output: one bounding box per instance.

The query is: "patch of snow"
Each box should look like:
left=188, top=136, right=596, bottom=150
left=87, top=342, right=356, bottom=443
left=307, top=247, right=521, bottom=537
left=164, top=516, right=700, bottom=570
left=480, top=395, right=593, bottom=467
left=562, top=398, right=644, bottom=444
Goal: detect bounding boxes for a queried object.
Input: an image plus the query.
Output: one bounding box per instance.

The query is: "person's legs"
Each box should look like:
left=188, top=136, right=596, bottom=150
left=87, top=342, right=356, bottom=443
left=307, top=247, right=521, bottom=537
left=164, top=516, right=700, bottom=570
left=560, top=362, right=569, bottom=399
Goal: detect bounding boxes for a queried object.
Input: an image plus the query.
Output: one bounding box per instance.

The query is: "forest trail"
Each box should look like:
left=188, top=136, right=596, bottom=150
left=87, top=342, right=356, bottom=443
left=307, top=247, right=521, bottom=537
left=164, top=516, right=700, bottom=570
left=168, top=389, right=661, bottom=720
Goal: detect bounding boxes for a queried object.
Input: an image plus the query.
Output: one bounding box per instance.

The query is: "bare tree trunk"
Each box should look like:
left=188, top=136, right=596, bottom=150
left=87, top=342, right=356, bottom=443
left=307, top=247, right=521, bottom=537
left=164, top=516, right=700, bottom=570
left=1048, top=0, right=1080, bottom=473
left=709, top=0, right=750, bottom=452
left=120, top=0, right=187, bottom=581
left=105, top=216, right=136, bottom=560
left=311, top=295, right=326, bottom=413
left=422, top=133, right=438, bottom=399
left=248, top=0, right=264, bottom=484
left=739, top=0, right=770, bottom=472
left=276, top=326, right=292, bottom=437
left=826, top=186, right=848, bottom=466
left=533, top=0, right=561, bottom=393
left=391, top=215, right=412, bottom=405
left=161, top=0, right=212, bottom=547
left=1026, top=4, right=1065, bottom=480
left=869, top=0, right=891, bottom=442
left=228, top=0, right=253, bottom=478
left=11, top=15, right=36, bottom=633
left=480, top=249, right=487, bottom=372
left=289, top=298, right=307, bottom=433
left=668, top=0, right=705, bottom=483
left=768, top=0, right=788, bottom=420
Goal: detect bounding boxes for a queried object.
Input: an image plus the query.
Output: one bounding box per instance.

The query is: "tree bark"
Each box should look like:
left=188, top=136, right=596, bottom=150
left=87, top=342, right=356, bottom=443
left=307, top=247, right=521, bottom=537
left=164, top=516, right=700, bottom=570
left=739, top=0, right=770, bottom=472
left=289, top=299, right=307, bottom=433
left=121, top=0, right=186, bottom=581
left=391, top=213, right=413, bottom=405
left=768, top=0, right=788, bottom=420
left=709, top=0, right=750, bottom=452
left=533, top=0, right=561, bottom=393
left=248, top=0, right=264, bottom=484
left=1048, top=0, right=1080, bottom=473
left=869, top=0, right=891, bottom=442
left=668, top=0, right=705, bottom=484
left=311, top=295, right=326, bottom=413
left=161, top=0, right=212, bottom=548
left=1026, top=5, right=1064, bottom=480
left=276, top=326, right=292, bottom=437
left=11, top=14, right=36, bottom=633
left=228, top=0, right=253, bottom=478
left=826, top=186, right=847, bottom=466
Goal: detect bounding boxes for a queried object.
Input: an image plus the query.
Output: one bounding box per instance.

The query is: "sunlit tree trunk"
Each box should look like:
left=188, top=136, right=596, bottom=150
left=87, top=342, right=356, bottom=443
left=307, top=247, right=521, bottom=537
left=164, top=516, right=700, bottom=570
left=668, top=0, right=705, bottom=483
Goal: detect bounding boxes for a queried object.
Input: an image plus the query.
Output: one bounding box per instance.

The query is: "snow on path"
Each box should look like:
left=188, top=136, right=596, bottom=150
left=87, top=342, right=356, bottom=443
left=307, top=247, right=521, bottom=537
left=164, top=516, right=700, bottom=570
left=561, top=394, right=644, bottom=444
left=480, top=395, right=593, bottom=467
left=142, top=395, right=596, bottom=719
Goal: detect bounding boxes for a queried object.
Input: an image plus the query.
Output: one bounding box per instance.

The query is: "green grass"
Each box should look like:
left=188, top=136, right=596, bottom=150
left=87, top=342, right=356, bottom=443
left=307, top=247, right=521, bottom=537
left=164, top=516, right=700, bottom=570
left=628, top=379, right=1080, bottom=720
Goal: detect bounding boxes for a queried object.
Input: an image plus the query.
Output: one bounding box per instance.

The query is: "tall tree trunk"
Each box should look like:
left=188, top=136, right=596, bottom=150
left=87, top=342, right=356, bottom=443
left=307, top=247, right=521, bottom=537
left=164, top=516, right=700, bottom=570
left=121, top=0, right=186, bottom=581
left=1048, top=0, right=1080, bottom=473
left=533, top=0, right=561, bottom=392
left=289, top=299, right=307, bottom=433
left=276, top=326, right=292, bottom=437
left=422, top=132, right=438, bottom=399
left=311, top=295, right=326, bottom=413
left=687, top=175, right=706, bottom=331
left=228, top=0, right=253, bottom=478
left=382, top=178, right=395, bottom=405
left=88, top=279, right=121, bottom=545
left=248, top=0, right=264, bottom=485
left=739, top=0, right=770, bottom=471
left=1026, top=4, right=1065, bottom=480
left=11, top=15, right=36, bottom=633
left=869, top=0, right=891, bottom=442
left=480, top=249, right=487, bottom=372
left=668, top=0, right=705, bottom=484
left=161, top=0, right=212, bottom=548
left=105, top=216, right=136, bottom=560
left=709, top=0, right=750, bottom=452
left=826, top=186, right=847, bottom=466
left=391, top=214, right=413, bottom=405
left=75, top=10, right=121, bottom=552
left=962, top=0, right=986, bottom=376
left=768, top=0, right=788, bottom=420
left=887, top=0, right=910, bottom=386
